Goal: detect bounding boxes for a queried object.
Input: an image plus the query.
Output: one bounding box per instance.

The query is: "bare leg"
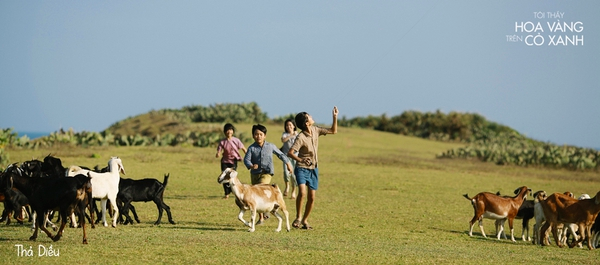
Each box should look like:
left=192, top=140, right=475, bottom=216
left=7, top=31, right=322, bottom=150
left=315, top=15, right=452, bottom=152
left=301, top=189, right=316, bottom=227
left=284, top=181, right=290, bottom=196
left=290, top=181, right=297, bottom=199
left=295, top=184, right=308, bottom=223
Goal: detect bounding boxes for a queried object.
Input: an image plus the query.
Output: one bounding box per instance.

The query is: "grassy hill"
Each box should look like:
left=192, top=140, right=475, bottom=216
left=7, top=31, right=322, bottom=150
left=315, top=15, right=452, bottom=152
left=2, top=125, right=600, bottom=264
left=99, top=106, right=600, bottom=171
left=104, top=110, right=223, bottom=137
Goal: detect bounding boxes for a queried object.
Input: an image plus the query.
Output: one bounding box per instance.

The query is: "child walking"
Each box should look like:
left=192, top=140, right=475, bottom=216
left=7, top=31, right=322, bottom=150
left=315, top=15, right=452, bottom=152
left=216, top=123, right=247, bottom=199
left=244, top=124, right=293, bottom=224
left=287, top=106, right=338, bottom=230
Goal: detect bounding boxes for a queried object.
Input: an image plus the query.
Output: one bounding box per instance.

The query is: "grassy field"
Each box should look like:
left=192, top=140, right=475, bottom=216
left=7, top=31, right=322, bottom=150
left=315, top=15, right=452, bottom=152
left=1, top=125, right=599, bottom=264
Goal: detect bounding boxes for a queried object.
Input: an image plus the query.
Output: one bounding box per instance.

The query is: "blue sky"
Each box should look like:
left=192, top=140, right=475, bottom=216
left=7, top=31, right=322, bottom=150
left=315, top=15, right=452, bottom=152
left=1, top=1, right=598, bottom=148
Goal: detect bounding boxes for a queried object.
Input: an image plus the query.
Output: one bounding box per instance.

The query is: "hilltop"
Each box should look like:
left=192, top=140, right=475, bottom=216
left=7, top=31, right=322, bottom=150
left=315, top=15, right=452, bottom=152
left=2, top=102, right=598, bottom=171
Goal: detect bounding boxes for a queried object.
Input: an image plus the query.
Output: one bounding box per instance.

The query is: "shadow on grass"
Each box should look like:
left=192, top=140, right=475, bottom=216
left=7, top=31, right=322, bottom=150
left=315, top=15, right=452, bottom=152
left=164, top=194, right=223, bottom=200
left=429, top=226, right=531, bottom=244
left=118, top=220, right=242, bottom=232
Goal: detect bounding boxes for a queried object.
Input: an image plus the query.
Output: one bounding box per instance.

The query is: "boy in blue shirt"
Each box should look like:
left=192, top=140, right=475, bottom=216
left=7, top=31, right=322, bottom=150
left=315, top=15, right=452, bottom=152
left=244, top=124, right=293, bottom=224
left=245, top=124, right=293, bottom=184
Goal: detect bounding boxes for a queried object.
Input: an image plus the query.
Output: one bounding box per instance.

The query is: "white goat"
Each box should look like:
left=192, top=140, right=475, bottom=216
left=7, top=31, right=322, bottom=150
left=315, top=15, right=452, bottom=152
left=217, top=168, right=289, bottom=232
left=67, top=157, right=125, bottom=227
left=532, top=191, right=547, bottom=245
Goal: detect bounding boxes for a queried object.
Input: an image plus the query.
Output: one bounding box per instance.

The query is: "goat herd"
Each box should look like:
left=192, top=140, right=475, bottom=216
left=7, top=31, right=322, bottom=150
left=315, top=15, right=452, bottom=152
left=4, top=154, right=600, bottom=252
left=0, top=155, right=175, bottom=244
left=464, top=186, right=600, bottom=250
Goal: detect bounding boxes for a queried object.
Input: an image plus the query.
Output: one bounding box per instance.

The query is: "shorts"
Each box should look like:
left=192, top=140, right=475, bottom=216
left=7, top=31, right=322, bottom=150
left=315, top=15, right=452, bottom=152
left=221, top=161, right=238, bottom=171
left=295, top=167, right=318, bottom=190
left=251, top=173, right=272, bottom=185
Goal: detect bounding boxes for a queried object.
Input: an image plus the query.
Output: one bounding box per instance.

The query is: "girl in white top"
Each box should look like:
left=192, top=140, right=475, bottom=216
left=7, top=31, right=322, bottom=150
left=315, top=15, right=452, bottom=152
left=281, top=119, right=298, bottom=199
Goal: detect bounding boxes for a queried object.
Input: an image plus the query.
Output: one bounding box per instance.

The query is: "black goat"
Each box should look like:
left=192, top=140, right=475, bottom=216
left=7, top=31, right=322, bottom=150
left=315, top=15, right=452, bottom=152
left=22, top=157, right=94, bottom=228
left=2, top=166, right=93, bottom=243
left=42, top=154, right=67, bottom=177
left=0, top=187, right=32, bottom=225
left=117, top=174, right=175, bottom=225
left=29, top=174, right=92, bottom=243
left=20, top=155, right=65, bottom=178
left=591, top=214, right=600, bottom=249
left=1, top=164, right=35, bottom=225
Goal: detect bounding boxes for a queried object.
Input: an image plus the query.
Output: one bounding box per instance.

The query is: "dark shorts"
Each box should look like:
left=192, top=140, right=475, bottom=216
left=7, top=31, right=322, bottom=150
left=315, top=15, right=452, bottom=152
left=295, top=167, right=319, bottom=190
left=221, top=161, right=238, bottom=171
left=221, top=161, right=238, bottom=195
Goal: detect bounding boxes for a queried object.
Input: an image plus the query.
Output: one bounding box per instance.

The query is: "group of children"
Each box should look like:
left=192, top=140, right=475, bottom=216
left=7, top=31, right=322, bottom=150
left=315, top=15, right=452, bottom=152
left=215, top=106, right=338, bottom=230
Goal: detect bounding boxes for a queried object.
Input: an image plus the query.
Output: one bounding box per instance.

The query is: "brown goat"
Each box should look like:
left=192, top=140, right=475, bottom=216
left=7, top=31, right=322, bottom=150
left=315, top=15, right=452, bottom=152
left=539, top=191, right=600, bottom=250
left=464, top=186, right=531, bottom=241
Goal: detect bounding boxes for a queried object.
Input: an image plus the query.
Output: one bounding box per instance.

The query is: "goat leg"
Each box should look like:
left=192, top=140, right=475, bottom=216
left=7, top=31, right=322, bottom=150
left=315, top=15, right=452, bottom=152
left=283, top=209, right=290, bottom=232
left=539, top=221, right=552, bottom=246
left=153, top=198, right=163, bottom=225
left=121, top=201, right=134, bottom=225
left=238, top=209, right=250, bottom=227
left=162, top=202, right=175, bottom=224
left=130, top=204, right=141, bottom=223
left=70, top=213, right=78, bottom=228
left=586, top=227, right=593, bottom=250
left=272, top=209, right=283, bottom=232
left=88, top=198, right=95, bottom=229
left=38, top=212, right=56, bottom=240
left=508, top=218, right=516, bottom=242
left=29, top=212, right=43, bottom=241
left=533, top=222, right=545, bottom=245
left=52, top=213, right=68, bottom=242
left=26, top=206, right=32, bottom=222
left=109, top=199, right=119, bottom=228
left=522, top=219, right=531, bottom=241
left=478, top=219, right=487, bottom=238
left=551, top=223, right=564, bottom=247
left=248, top=209, right=257, bottom=232
left=569, top=224, right=586, bottom=249
left=495, top=219, right=505, bottom=240
left=5, top=210, right=12, bottom=225
left=78, top=201, right=88, bottom=244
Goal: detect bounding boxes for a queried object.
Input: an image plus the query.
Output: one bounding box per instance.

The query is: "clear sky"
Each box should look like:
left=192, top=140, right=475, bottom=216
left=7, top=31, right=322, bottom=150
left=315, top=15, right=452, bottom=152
left=1, top=1, right=598, bottom=148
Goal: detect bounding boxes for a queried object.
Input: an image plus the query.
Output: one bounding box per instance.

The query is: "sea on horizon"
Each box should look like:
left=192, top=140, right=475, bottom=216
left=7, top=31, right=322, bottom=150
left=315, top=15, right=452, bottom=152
left=17, top=131, right=51, bottom=140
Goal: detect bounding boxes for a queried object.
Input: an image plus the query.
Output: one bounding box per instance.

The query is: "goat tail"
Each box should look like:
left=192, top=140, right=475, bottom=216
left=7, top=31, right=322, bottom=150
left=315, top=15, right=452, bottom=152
left=162, top=174, right=170, bottom=188
left=463, top=194, right=477, bottom=205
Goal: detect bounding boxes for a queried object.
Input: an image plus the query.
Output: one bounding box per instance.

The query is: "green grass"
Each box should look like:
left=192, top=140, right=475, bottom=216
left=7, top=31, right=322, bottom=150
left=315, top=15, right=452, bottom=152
left=1, top=126, right=599, bottom=264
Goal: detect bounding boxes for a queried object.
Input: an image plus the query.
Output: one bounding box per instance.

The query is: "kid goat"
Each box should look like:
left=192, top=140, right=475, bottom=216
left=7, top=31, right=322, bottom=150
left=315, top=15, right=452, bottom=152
left=463, top=186, right=531, bottom=242
left=67, top=157, right=125, bottom=227
left=217, top=168, right=290, bottom=232
left=117, top=174, right=175, bottom=225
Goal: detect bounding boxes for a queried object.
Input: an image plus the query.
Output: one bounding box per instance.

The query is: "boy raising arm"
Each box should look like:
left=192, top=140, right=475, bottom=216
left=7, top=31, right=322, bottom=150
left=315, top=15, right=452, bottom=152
left=287, top=106, right=338, bottom=229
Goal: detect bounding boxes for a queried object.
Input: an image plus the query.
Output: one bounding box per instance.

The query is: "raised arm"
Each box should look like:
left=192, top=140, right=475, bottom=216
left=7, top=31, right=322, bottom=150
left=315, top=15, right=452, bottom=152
left=329, top=106, right=338, bottom=134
